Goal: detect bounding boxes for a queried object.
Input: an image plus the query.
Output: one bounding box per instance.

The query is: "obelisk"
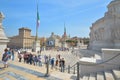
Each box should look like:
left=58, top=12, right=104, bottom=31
left=0, top=12, right=9, bottom=53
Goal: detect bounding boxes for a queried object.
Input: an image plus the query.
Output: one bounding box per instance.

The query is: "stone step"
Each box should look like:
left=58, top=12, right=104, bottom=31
left=97, top=72, right=105, bottom=80
left=7, top=61, right=73, bottom=80
left=0, top=67, right=45, bottom=80
left=112, top=69, right=120, bottom=80
left=104, top=70, right=115, bottom=80
left=80, top=68, right=120, bottom=80
left=0, top=73, right=17, bottom=80
left=82, top=75, right=89, bottom=80
left=89, top=73, right=96, bottom=80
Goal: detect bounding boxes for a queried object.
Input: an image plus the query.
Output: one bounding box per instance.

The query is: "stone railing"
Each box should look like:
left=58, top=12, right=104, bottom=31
left=55, top=48, right=120, bottom=80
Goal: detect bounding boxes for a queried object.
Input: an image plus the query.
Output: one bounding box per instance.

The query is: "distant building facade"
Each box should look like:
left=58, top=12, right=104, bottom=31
left=60, top=27, right=70, bottom=48
left=8, top=27, right=40, bottom=49
left=46, top=32, right=61, bottom=48
left=8, top=26, right=89, bottom=50
left=46, top=27, right=70, bottom=49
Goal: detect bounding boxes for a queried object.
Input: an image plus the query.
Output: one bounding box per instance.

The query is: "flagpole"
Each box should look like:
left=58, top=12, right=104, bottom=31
left=36, top=25, right=38, bottom=41
left=36, top=0, right=39, bottom=41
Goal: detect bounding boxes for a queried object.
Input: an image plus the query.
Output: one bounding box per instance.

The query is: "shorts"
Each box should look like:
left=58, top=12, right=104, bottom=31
left=3, top=61, right=8, bottom=65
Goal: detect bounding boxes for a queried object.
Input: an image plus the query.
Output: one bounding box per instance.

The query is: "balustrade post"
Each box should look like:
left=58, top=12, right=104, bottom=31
left=68, top=65, right=70, bottom=73
left=61, top=64, right=62, bottom=72
left=73, top=66, right=75, bottom=74
left=76, top=62, right=80, bottom=80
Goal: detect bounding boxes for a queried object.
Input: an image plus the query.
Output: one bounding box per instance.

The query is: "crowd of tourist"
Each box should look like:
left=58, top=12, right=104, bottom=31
left=17, top=51, right=65, bottom=71
left=1, top=48, right=65, bottom=71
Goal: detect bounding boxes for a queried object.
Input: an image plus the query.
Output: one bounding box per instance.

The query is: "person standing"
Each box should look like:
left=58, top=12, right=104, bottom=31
left=61, top=58, right=65, bottom=72
left=58, top=54, right=60, bottom=60
left=55, top=59, right=58, bottom=70
left=50, top=58, right=54, bottom=69
left=38, top=55, right=42, bottom=66
left=11, top=49, right=14, bottom=61
left=28, top=53, right=33, bottom=65
left=2, top=48, right=9, bottom=68
left=8, top=48, right=12, bottom=60
left=18, top=53, right=22, bottom=62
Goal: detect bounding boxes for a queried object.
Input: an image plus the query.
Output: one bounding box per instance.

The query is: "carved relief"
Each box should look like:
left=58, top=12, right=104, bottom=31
left=114, top=26, right=120, bottom=39
left=90, top=28, right=104, bottom=41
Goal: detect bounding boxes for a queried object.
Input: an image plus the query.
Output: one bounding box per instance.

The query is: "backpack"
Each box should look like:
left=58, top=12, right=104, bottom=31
left=2, top=52, right=8, bottom=61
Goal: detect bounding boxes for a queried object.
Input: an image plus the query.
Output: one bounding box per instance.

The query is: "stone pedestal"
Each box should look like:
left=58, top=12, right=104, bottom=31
left=0, top=12, right=9, bottom=53
left=62, top=42, right=67, bottom=48
left=114, top=40, right=120, bottom=48
left=90, top=41, right=114, bottom=51
left=32, top=40, right=40, bottom=52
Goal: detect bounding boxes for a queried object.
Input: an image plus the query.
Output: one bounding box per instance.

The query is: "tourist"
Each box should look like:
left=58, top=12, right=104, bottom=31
left=58, top=54, right=60, bottom=60
left=55, top=59, right=58, bottom=70
left=18, top=50, right=20, bottom=54
left=11, top=49, right=14, bottom=61
left=59, top=59, right=62, bottom=68
left=8, top=48, right=12, bottom=60
left=44, top=55, right=48, bottom=64
left=61, top=58, right=65, bottom=72
left=18, top=52, right=22, bottom=62
left=2, top=48, right=9, bottom=68
left=38, top=55, right=42, bottom=66
left=28, top=53, right=33, bottom=65
left=23, top=52, right=28, bottom=63
left=33, top=55, right=38, bottom=66
left=50, top=58, right=54, bottom=69
left=48, top=54, right=51, bottom=61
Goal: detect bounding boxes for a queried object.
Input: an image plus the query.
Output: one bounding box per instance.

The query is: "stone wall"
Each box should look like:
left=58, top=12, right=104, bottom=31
left=89, top=0, right=120, bottom=51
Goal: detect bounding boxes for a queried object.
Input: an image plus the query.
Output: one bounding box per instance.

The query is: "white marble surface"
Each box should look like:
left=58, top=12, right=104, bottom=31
left=0, top=12, right=9, bottom=53
left=89, top=0, right=120, bottom=51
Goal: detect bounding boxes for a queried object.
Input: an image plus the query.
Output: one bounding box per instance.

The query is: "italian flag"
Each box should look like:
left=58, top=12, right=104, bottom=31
left=37, top=11, right=40, bottom=27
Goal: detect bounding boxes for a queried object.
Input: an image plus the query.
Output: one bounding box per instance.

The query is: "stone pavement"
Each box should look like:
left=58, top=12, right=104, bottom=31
left=0, top=61, right=76, bottom=80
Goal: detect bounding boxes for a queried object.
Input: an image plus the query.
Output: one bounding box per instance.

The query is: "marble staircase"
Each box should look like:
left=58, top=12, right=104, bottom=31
left=1, top=63, right=120, bottom=80
left=80, top=68, right=120, bottom=80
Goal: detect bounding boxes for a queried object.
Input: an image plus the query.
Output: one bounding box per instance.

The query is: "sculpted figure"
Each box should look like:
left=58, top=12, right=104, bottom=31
left=114, top=26, right=120, bottom=39
left=98, top=28, right=104, bottom=40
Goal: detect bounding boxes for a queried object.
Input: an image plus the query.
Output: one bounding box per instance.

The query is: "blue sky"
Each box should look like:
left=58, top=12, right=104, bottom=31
left=0, top=0, right=112, bottom=38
